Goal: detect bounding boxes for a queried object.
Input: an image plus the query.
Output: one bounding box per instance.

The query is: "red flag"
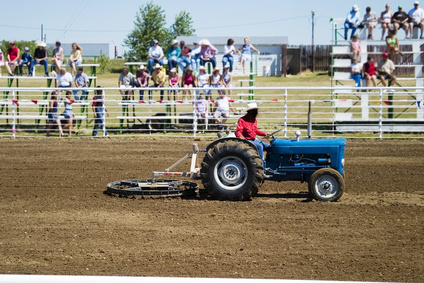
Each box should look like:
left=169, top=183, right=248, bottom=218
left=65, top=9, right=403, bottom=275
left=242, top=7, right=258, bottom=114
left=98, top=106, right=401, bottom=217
left=31, top=100, right=38, bottom=104
left=12, top=99, right=19, bottom=106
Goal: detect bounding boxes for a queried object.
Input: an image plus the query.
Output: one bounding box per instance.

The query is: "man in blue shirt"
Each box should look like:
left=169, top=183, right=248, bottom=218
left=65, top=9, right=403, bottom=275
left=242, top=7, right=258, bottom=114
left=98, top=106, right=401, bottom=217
left=19, top=47, right=32, bottom=76
left=73, top=67, right=89, bottom=101
left=345, top=5, right=361, bottom=40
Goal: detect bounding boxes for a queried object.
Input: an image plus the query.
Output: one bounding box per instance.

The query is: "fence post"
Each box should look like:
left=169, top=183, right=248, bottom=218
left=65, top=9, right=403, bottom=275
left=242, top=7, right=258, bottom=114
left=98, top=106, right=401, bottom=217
left=12, top=89, right=16, bottom=138
left=379, top=89, right=383, bottom=140
left=284, top=89, right=288, bottom=138
left=102, top=89, right=107, bottom=137
left=193, top=93, right=197, bottom=138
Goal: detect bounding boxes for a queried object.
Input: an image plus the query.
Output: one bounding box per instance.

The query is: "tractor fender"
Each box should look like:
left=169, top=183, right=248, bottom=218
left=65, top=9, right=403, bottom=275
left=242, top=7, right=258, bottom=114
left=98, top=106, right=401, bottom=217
left=206, top=137, right=258, bottom=152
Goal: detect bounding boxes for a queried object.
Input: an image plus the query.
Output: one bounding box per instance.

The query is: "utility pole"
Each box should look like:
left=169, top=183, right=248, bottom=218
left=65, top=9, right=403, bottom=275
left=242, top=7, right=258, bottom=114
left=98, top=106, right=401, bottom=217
left=311, top=11, right=315, bottom=72
left=41, top=24, right=43, bottom=42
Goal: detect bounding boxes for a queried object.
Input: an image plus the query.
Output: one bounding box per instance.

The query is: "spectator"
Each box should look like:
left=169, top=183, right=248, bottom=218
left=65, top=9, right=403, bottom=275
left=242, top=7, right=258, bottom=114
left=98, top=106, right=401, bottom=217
left=5, top=41, right=20, bottom=76
left=62, top=90, right=74, bottom=136
left=168, top=68, right=179, bottom=100
left=199, top=39, right=218, bottom=69
left=362, top=7, right=378, bottom=40
left=351, top=35, right=361, bottom=60
left=222, top=64, right=233, bottom=97
left=134, top=64, right=149, bottom=101
left=386, top=29, right=402, bottom=60
left=222, top=38, right=236, bottom=72
left=209, top=67, right=222, bottom=96
left=29, top=42, right=48, bottom=77
left=0, top=49, right=4, bottom=76
left=191, top=41, right=201, bottom=73
left=197, top=66, right=210, bottom=99
left=235, top=102, right=270, bottom=162
left=213, top=92, right=237, bottom=137
left=177, top=41, right=192, bottom=72
left=149, top=64, right=166, bottom=101
left=181, top=66, right=196, bottom=101
left=69, top=43, right=82, bottom=76
left=392, top=6, right=410, bottom=39
left=351, top=58, right=362, bottom=87
left=46, top=91, right=64, bottom=137
left=237, top=37, right=260, bottom=74
left=380, top=4, right=393, bottom=40
left=167, top=39, right=180, bottom=70
left=363, top=56, right=378, bottom=89
left=378, top=52, right=396, bottom=87
left=52, top=41, right=64, bottom=73
left=147, top=39, right=164, bottom=74
left=408, top=1, right=424, bottom=39
left=344, top=5, right=361, bottom=40
left=118, top=67, right=135, bottom=100
left=73, top=67, right=88, bottom=101
left=92, top=86, right=108, bottom=137
left=56, top=68, right=73, bottom=89
left=195, top=93, right=209, bottom=131
left=19, top=47, right=32, bottom=76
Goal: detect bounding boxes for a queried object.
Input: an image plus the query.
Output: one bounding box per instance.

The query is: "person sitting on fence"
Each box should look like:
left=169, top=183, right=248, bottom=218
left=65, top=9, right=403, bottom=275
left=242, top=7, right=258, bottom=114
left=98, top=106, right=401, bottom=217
left=237, top=37, right=260, bottom=74
left=135, top=64, right=149, bottom=101
left=62, top=90, right=74, bottom=136
left=5, top=42, right=20, bottom=76
left=213, top=92, right=237, bottom=137
left=19, top=47, right=32, bottom=76
left=199, top=39, right=218, bottom=69
left=29, top=42, right=49, bottom=77
left=177, top=41, right=192, bottom=72
left=351, top=35, right=361, bottom=60
left=408, top=1, right=424, bottom=39
left=46, top=91, right=64, bottom=137
left=73, top=67, right=88, bottom=101
left=209, top=67, right=222, bottom=97
left=148, top=39, right=164, bottom=75
left=69, top=43, right=82, bottom=76
left=0, top=49, right=4, bottom=76
left=191, top=41, right=201, bottom=73
left=222, top=38, right=236, bottom=72
left=92, top=86, right=108, bottom=137
left=235, top=102, right=270, bottom=162
left=362, top=7, right=378, bottom=40
left=168, top=68, right=179, bottom=100
left=149, top=64, right=166, bottom=101
left=56, top=68, right=73, bottom=90
left=392, top=6, right=410, bottom=39
left=222, top=64, right=233, bottom=97
left=344, top=5, right=361, bottom=40
left=118, top=67, right=135, bottom=100
left=351, top=58, right=362, bottom=88
left=52, top=41, right=64, bottom=73
left=197, top=66, right=210, bottom=99
left=380, top=4, right=393, bottom=40
left=167, top=39, right=180, bottom=71
left=181, top=66, right=196, bottom=101
left=378, top=52, right=396, bottom=87
left=363, top=56, right=378, bottom=90
left=195, top=93, right=209, bottom=131
left=386, top=29, right=402, bottom=61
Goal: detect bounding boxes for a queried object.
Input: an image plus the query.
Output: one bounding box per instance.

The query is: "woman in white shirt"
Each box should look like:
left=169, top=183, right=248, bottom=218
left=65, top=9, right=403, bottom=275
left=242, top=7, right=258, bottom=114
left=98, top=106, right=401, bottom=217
left=147, top=39, right=164, bottom=75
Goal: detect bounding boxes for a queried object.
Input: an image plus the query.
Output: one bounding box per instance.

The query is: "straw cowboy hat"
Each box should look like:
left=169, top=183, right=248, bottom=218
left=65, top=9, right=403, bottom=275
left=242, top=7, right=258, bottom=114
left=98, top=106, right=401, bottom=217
left=212, top=67, right=220, bottom=73
left=199, top=39, right=211, bottom=46
left=139, top=65, right=145, bottom=70
left=154, top=63, right=162, bottom=69
left=170, top=68, right=176, bottom=73
left=37, top=41, right=46, bottom=47
left=246, top=102, right=258, bottom=111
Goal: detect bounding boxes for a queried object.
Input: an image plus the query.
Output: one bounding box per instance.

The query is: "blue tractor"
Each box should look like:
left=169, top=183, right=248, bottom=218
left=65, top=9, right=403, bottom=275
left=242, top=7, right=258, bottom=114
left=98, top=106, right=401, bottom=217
left=201, top=131, right=346, bottom=201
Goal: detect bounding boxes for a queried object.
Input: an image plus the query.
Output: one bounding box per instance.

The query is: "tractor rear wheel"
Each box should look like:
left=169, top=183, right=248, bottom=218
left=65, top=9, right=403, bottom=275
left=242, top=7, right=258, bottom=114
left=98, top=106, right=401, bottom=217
left=201, top=140, right=263, bottom=201
left=308, top=168, right=344, bottom=202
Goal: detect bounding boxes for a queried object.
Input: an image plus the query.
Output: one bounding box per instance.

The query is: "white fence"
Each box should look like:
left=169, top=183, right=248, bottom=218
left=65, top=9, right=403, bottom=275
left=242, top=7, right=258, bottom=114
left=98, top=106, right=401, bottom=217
left=0, top=86, right=423, bottom=139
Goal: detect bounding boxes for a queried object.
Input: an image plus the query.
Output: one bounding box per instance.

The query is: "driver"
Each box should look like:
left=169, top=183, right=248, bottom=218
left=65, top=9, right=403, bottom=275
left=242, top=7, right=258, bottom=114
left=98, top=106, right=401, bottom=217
left=235, top=102, right=270, bottom=161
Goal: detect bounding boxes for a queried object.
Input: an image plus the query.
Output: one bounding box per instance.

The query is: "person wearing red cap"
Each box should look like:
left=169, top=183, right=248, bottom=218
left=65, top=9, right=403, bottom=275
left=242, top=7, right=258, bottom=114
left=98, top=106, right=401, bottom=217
left=5, top=42, right=20, bottom=76
left=378, top=52, right=396, bottom=87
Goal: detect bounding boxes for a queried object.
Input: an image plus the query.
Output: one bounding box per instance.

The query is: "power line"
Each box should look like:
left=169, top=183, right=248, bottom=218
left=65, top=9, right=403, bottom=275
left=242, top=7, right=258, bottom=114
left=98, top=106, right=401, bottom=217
left=196, top=16, right=308, bottom=30
left=0, top=24, right=127, bottom=33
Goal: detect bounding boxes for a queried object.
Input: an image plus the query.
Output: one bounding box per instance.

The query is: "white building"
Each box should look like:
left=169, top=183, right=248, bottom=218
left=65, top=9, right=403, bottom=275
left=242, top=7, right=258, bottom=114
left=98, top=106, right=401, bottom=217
left=47, top=43, right=114, bottom=59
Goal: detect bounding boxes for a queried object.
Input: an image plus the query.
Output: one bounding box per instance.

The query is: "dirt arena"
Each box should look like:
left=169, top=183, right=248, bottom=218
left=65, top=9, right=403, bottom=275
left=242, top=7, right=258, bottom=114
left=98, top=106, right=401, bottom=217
left=0, top=138, right=423, bottom=282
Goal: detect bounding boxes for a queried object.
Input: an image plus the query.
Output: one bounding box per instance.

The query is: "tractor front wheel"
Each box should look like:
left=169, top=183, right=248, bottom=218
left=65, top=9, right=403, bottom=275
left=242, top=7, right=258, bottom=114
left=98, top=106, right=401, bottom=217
left=308, top=168, right=344, bottom=202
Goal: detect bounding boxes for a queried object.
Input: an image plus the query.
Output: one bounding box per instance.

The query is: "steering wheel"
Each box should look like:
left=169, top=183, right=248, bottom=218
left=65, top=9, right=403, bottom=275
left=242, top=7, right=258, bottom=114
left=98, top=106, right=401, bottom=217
left=266, top=129, right=282, bottom=140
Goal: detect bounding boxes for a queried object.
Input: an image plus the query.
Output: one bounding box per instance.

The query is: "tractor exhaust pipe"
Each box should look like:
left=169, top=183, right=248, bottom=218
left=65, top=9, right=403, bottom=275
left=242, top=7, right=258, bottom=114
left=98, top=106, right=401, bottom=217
left=308, top=101, right=312, bottom=139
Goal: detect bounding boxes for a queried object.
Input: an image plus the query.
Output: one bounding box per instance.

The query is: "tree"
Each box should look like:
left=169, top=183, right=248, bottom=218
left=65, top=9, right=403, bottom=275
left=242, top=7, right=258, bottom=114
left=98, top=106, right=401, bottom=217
left=170, top=11, right=196, bottom=38
left=124, top=1, right=171, bottom=61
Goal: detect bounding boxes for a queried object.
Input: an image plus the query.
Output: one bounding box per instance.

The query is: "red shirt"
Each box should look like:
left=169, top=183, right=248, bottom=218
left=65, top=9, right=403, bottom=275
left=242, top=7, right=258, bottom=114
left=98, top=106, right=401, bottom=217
left=363, top=61, right=376, bottom=76
left=235, top=115, right=266, bottom=140
left=7, top=47, right=19, bottom=61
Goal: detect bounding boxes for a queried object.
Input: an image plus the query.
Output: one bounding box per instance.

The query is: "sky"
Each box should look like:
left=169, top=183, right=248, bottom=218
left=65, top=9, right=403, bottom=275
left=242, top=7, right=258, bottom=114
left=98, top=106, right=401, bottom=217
left=1, top=0, right=420, bottom=55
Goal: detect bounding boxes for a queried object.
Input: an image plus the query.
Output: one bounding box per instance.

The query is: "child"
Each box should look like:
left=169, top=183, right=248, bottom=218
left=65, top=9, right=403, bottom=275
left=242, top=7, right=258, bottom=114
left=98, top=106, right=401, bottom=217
left=209, top=67, right=222, bottom=97
left=92, top=86, right=109, bottom=137
left=213, top=92, right=237, bottom=136
left=62, top=90, right=74, bottom=136
left=351, top=35, right=361, bottom=60
left=195, top=93, right=209, bottom=131
left=181, top=67, right=195, bottom=101
left=197, top=66, right=210, bottom=99
left=222, top=64, right=233, bottom=97
left=351, top=58, right=362, bottom=88
left=46, top=91, right=64, bottom=137
left=0, top=49, right=4, bottom=76
left=19, top=47, right=32, bottom=76
left=168, top=68, right=179, bottom=100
